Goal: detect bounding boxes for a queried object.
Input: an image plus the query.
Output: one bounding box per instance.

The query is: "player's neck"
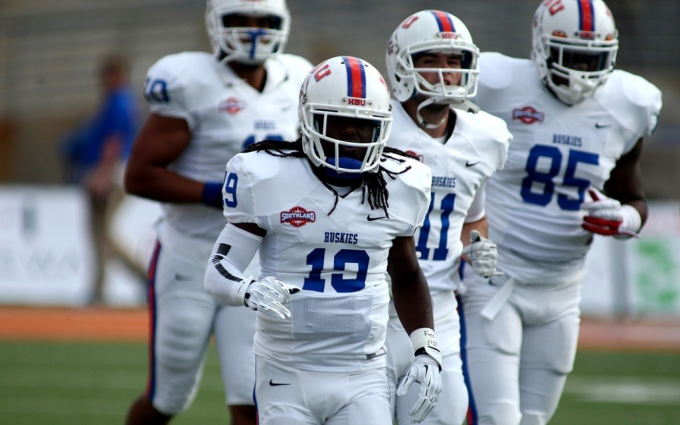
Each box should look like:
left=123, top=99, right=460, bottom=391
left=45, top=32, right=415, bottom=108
left=227, top=61, right=268, bottom=92
left=310, top=161, right=362, bottom=189
left=404, top=100, right=456, bottom=139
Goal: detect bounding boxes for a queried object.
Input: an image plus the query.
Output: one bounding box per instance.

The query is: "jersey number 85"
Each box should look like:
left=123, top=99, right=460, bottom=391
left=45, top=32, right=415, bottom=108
left=521, top=145, right=599, bottom=210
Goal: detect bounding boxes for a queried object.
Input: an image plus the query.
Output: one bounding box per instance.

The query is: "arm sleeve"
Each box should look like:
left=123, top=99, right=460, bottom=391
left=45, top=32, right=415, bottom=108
left=144, top=56, right=194, bottom=128
left=204, top=223, right=263, bottom=305
left=397, top=160, right=433, bottom=237
left=644, top=88, right=662, bottom=138
left=465, top=180, right=486, bottom=223
left=222, top=155, right=259, bottom=223
left=621, top=74, right=663, bottom=153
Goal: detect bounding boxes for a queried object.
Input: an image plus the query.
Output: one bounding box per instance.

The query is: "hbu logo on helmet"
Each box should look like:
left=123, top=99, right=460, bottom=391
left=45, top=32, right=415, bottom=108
left=346, top=97, right=367, bottom=106
left=439, top=32, right=459, bottom=40
left=280, top=206, right=316, bottom=227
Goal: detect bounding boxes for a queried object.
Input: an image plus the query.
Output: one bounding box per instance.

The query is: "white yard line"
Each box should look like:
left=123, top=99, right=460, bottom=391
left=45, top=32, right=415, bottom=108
left=564, top=376, right=680, bottom=405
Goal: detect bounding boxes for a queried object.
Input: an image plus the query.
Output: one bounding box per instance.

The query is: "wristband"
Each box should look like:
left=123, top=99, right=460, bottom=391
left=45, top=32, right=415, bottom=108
left=410, top=328, right=442, bottom=370
left=202, top=182, right=223, bottom=209
left=615, top=204, right=643, bottom=239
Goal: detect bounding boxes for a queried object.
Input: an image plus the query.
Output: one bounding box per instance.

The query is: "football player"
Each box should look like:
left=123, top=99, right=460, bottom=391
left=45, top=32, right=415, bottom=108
left=123, top=1, right=312, bottom=424
left=461, top=1, right=662, bottom=424
left=384, top=10, right=512, bottom=425
left=204, top=56, right=442, bottom=425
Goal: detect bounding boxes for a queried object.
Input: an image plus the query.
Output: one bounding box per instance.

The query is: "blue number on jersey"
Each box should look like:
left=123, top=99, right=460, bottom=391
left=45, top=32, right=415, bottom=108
left=241, top=134, right=284, bottom=150
left=223, top=172, right=238, bottom=208
left=304, top=248, right=369, bottom=293
left=521, top=145, right=599, bottom=210
left=143, top=78, right=169, bottom=103
left=415, top=192, right=456, bottom=261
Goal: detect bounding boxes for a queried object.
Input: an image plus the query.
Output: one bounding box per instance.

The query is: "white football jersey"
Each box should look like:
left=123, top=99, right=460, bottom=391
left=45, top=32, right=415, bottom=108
left=388, top=101, right=511, bottom=293
left=144, top=52, right=313, bottom=241
left=223, top=149, right=431, bottom=372
left=476, top=52, right=662, bottom=283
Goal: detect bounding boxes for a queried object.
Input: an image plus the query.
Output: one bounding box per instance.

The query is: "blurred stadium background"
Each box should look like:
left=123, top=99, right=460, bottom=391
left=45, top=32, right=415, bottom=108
left=1, top=0, right=679, bottom=189
left=0, top=1, right=679, bottom=424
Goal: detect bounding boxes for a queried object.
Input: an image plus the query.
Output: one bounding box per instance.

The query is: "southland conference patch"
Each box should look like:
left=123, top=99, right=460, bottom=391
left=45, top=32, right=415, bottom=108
left=280, top=206, right=316, bottom=227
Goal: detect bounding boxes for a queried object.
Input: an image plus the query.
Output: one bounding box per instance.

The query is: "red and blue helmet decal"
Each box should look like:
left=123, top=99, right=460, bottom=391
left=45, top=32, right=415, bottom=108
left=343, top=56, right=367, bottom=98
left=577, top=0, right=595, bottom=32
left=430, top=10, right=456, bottom=33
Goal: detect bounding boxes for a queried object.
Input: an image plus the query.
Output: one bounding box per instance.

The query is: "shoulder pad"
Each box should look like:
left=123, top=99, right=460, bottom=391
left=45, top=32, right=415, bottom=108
left=144, top=52, right=218, bottom=125
left=605, top=70, right=662, bottom=137
left=464, top=110, right=513, bottom=171
left=478, top=52, right=521, bottom=91
left=382, top=156, right=432, bottom=230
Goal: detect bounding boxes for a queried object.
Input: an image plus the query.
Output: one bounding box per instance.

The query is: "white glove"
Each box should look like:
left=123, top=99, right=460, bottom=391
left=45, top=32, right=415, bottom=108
left=397, top=354, right=443, bottom=423
left=244, top=276, right=300, bottom=320
left=581, top=188, right=641, bottom=239
left=461, top=230, right=502, bottom=278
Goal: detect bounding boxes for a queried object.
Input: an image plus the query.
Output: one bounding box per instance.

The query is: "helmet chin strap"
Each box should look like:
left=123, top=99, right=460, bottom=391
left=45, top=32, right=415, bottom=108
left=416, top=97, right=447, bottom=129
left=324, top=157, right=365, bottom=180
left=452, top=99, right=480, bottom=113
left=415, top=96, right=479, bottom=129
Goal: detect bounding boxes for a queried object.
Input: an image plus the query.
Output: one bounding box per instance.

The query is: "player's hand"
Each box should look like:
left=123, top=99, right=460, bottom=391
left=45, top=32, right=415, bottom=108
left=581, top=189, right=640, bottom=238
left=244, top=276, right=301, bottom=320
left=397, top=354, right=443, bottom=423
left=461, top=230, right=503, bottom=278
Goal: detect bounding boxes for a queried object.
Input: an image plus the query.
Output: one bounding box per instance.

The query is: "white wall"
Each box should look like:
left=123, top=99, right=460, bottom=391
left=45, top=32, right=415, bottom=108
left=1, top=185, right=678, bottom=316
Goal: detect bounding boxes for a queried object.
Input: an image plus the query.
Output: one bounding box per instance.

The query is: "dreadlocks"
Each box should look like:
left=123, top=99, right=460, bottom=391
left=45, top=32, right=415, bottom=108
left=245, top=140, right=414, bottom=218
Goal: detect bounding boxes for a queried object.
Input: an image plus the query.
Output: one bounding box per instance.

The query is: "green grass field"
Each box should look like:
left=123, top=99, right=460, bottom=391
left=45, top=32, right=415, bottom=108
left=1, top=341, right=679, bottom=424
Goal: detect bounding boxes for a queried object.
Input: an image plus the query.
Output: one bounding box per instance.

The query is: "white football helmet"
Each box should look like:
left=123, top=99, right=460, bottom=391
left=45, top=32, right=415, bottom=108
left=386, top=10, right=480, bottom=106
left=205, top=0, right=290, bottom=64
left=532, top=0, right=618, bottom=105
left=299, top=56, right=393, bottom=175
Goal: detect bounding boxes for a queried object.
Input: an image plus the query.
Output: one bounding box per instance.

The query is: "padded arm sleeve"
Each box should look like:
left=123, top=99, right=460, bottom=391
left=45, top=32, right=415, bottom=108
left=204, top=223, right=263, bottom=306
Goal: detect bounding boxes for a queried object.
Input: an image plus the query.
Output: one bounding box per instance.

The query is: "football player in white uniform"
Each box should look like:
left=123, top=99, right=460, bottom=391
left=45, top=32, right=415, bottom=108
left=384, top=10, right=512, bottom=425
left=204, top=56, right=443, bottom=425
left=461, top=1, right=662, bottom=424
left=123, top=1, right=312, bottom=424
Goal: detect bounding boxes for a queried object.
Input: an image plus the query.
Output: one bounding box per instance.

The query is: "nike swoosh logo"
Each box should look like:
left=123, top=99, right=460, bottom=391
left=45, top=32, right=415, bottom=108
left=465, top=161, right=481, bottom=167
left=174, top=273, right=192, bottom=281
left=269, top=379, right=291, bottom=386
left=595, top=123, right=611, bottom=128
left=367, top=215, right=387, bottom=221
left=280, top=104, right=293, bottom=111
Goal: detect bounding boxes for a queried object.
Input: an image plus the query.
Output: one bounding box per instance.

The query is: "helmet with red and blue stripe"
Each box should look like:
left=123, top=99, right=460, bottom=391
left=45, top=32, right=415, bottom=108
left=532, top=0, right=619, bottom=105
left=385, top=10, right=479, bottom=106
left=299, top=56, right=392, bottom=175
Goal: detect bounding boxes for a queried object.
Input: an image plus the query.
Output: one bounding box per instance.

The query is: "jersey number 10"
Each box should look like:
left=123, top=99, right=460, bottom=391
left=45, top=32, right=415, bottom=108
left=304, top=248, right=369, bottom=293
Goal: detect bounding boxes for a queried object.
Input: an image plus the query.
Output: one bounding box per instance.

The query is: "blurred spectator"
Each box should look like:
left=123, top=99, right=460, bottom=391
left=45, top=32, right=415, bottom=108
left=59, top=53, right=141, bottom=306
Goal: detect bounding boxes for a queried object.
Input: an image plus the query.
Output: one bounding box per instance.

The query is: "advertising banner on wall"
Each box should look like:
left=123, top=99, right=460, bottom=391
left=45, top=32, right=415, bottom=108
left=0, top=185, right=152, bottom=307
left=581, top=201, right=680, bottom=317
left=627, top=202, right=680, bottom=315
left=1, top=185, right=678, bottom=316
left=0, top=185, right=94, bottom=305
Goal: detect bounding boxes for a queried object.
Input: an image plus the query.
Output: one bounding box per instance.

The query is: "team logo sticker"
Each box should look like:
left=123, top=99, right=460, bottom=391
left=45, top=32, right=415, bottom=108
left=280, top=206, right=316, bottom=227
left=219, top=97, right=245, bottom=114
left=512, top=106, right=545, bottom=124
